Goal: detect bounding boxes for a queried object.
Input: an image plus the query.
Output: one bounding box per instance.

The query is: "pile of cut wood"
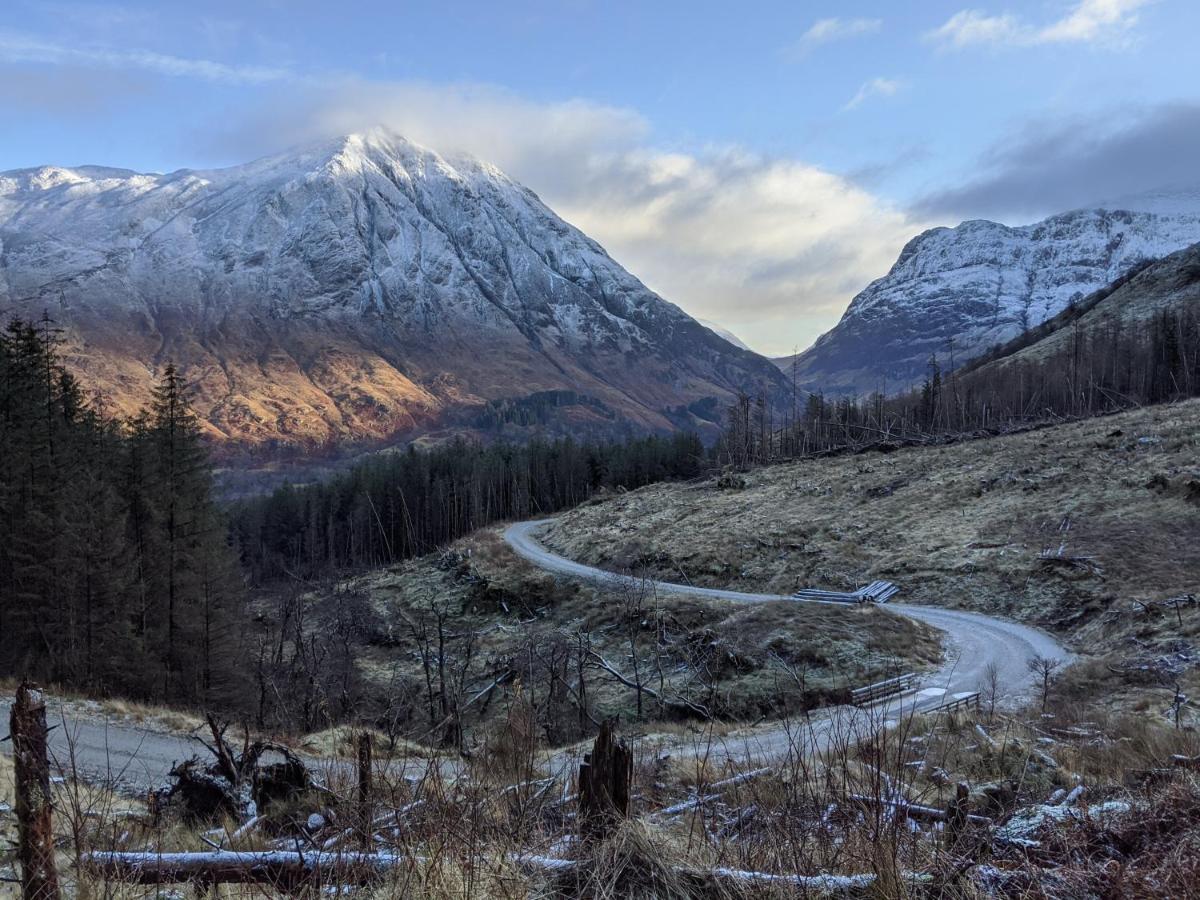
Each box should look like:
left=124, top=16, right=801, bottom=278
left=793, top=580, right=899, bottom=604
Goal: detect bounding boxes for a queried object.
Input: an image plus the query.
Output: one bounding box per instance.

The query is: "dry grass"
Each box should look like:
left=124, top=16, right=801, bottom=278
left=542, top=400, right=1200, bottom=719
left=296, top=725, right=439, bottom=760
left=335, top=528, right=940, bottom=752
left=7, top=683, right=1199, bottom=899
left=96, top=699, right=206, bottom=735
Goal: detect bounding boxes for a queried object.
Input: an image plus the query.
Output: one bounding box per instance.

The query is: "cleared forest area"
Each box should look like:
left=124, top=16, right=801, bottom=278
left=543, top=401, right=1200, bottom=716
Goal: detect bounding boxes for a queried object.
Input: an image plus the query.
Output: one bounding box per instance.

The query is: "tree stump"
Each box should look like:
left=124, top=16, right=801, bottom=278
left=11, top=683, right=61, bottom=900
left=578, top=719, right=632, bottom=841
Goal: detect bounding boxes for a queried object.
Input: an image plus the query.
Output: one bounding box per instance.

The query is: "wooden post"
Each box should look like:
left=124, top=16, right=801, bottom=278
left=356, top=731, right=373, bottom=846
left=11, top=683, right=61, bottom=900
left=578, top=719, right=632, bottom=841
left=944, top=782, right=970, bottom=851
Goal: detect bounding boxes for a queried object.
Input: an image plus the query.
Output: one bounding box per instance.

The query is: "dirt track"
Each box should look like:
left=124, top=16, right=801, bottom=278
left=0, top=520, right=1072, bottom=791
left=505, top=518, right=1072, bottom=758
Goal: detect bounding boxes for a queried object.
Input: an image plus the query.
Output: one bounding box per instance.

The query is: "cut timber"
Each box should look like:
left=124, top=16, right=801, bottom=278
left=793, top=580, right=899, bottom=604
left=578, top=720, right=632, bottom=840
left=11, top=683, right=61, bottom=900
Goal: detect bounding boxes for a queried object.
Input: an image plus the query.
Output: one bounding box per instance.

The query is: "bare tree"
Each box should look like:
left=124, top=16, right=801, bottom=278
left=980, top=660, right=1002, bottom=720
left=1027, top=655, right=1062, bottom=713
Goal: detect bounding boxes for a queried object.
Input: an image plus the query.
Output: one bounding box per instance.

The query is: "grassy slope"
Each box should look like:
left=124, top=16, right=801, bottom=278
left=542, top=401, right=1200, bottom=712
left=344, top=529, right=939, bottom=739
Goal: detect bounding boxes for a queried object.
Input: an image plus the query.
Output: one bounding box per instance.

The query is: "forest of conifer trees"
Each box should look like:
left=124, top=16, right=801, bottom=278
left=0, top=318, right=707, bottom=717
left=717, top=301, right=1200, bottom=466
left=0, top=319, right=243, bottom=706
left=231, top=431, right=706, bottom=582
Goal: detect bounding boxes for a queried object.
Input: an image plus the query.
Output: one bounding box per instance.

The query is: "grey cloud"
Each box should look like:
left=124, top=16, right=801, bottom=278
left=916, top=103, right=1200, bottom=223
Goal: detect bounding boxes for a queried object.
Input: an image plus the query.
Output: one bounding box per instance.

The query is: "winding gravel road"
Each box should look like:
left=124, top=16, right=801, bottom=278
left=0, top=519, right=1072, bottom=792
left=505, top=518, right=1072, bottom=758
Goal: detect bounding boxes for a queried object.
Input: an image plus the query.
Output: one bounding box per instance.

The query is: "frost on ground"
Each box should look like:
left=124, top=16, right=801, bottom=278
left=543, top=400, right=1200, bottom=717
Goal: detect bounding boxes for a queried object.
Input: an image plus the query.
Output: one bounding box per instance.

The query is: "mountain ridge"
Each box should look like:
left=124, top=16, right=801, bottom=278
left=779, top=195, right=1200, bottom=396
left=0, top=130, right=788, bottom=452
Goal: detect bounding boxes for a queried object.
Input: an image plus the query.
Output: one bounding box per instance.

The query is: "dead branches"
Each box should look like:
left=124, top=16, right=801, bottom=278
left=152, top=715, right=312, bottom=824
left=586, top=650, right=711, bottom=719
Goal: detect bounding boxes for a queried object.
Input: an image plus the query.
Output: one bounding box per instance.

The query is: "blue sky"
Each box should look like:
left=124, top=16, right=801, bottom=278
left=3, top=0, right=1197, bottom=354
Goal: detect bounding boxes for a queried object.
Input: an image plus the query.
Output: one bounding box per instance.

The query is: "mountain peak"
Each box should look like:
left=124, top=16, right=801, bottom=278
left=786, top=196, right=1200, bottom=396
left=0, top=135, right=787, bottom=450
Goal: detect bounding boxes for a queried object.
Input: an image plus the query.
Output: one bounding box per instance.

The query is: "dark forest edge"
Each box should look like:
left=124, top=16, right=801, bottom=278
left=0, top=316, right=706, bottom=718
left=720, top=297, right=1199, bottom=467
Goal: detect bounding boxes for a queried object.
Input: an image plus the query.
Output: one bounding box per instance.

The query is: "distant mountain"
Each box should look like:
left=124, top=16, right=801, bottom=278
left=0, top=130, right=787, bottom=451
left=780, top=195, right=1200, bottom=396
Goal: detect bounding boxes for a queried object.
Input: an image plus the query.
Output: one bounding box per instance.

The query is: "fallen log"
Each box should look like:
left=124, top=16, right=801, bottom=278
left=850, top=793, right=990, bottom=826
left=510, top=853, right=934, bottom=896
left=80, top=850, right=410, bottom=887
left=1171, top=754, right=1200, bottom=771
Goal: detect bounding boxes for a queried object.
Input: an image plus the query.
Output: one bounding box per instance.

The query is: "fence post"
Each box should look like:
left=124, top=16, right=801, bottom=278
left=11, top=683, right=61, bottom=900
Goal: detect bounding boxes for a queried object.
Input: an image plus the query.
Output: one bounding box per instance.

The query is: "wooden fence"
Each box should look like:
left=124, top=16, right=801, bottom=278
left=850, top=673, right=918, bottom=707
left=923, top=692, right=981, bottom=715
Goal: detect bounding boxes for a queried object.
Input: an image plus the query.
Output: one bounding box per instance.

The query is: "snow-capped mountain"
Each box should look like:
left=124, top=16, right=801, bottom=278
left=0, top=130, right=787, bottom=448
left=784, top=197, right=1200, bottom=395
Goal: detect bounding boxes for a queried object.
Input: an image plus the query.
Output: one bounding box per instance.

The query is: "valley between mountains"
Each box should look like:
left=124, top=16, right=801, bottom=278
left=3, top=123, right=1200, bottom=897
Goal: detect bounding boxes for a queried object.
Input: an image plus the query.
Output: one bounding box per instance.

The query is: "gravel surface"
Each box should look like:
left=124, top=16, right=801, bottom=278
left=506, top=518, right=1073, bottom=759
left=0, top=520, right=1072, bottom=790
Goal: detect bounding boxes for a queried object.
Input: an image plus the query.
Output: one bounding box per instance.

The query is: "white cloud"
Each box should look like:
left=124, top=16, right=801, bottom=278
left=788, top=17, right=882, bottom=59
left=927, top=0, right=1151, bottom=49
left=0, top=23, right=923, bottom=356
left=843, top=77, right=905, bottom=111
left=0, top=31, right=292, bottom=83
left=206, top=80, right=921, bottom=356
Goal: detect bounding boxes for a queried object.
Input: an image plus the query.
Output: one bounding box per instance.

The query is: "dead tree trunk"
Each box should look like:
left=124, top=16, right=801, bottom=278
left=11, top=683, right=61, bottom=900
left=577, top=719, right=632, bottom=841
left=357, top=731, right=373, bottom=846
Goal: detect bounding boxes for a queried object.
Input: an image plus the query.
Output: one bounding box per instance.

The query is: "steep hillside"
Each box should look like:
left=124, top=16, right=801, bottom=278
left=781, top=196, right=1200, bottom=396
left=542, top=402, right=1200, bottom=711
left=0, top=130, right=787, bottom=452
left=963, top=241, right=1200, bottom=375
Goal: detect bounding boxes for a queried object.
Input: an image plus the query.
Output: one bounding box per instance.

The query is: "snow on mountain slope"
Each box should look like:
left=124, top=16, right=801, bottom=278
left=783, top=196, right=1200, bottom=396
left=969, top=241, right=1200, bottom=374
left=697, top=318, right=753, bottom=352
left=0, top=130, right=787, bottom=449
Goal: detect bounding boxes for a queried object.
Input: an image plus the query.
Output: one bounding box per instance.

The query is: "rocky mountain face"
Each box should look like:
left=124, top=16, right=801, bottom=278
left=968, top=240, right=1200, bottom=375
left=0, top=130, right=787, bottom=452
left=781, top=196, right=1200, bottom=396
